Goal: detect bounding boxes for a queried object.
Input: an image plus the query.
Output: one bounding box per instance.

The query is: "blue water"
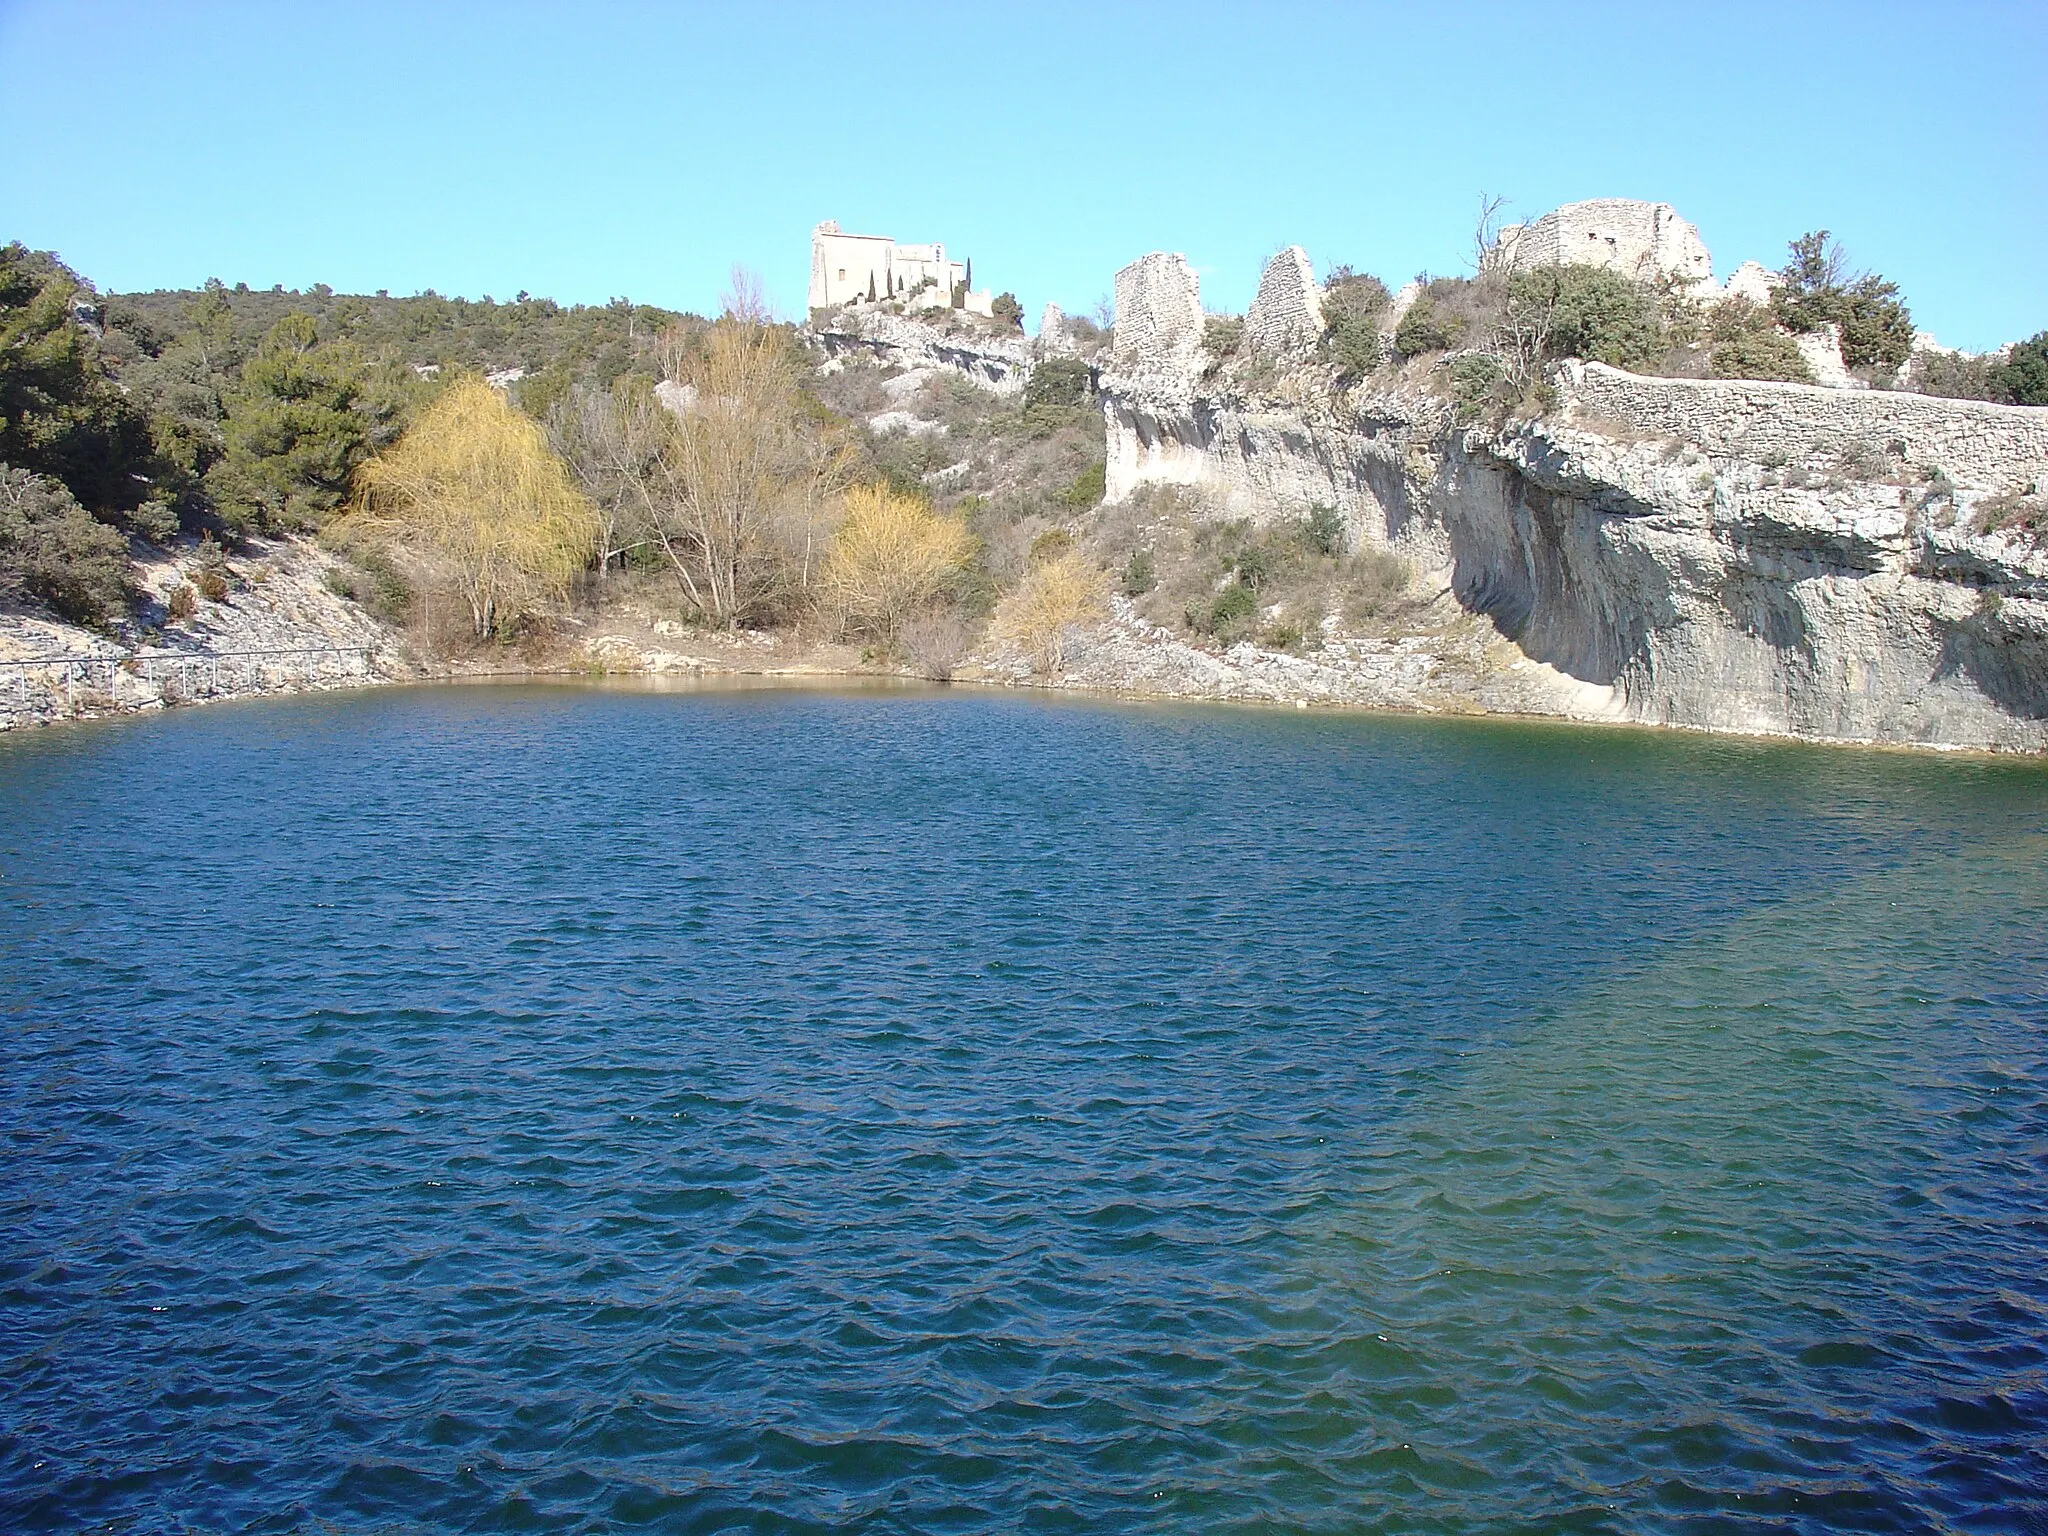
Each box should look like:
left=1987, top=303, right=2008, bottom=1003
left=2, top=682, right=2045, bottom=1533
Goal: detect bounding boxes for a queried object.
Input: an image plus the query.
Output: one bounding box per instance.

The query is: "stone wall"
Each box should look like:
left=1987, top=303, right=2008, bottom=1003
left=1490, top=199, right=1715, bottom=287
left=1112, top=252, right=1203, bottom=373
left=1562, top=361, right=2048, bottom=491
left=1242, top=247, right=1324, bottom=357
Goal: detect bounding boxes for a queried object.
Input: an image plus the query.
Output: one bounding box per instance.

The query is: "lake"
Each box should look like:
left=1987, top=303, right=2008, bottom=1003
left=2, top=682, right=2044, bottom=1532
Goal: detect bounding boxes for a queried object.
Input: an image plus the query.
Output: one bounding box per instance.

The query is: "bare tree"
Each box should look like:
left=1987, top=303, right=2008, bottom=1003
left=552, top=272, right=849, bottom=626
left=1472, top=192, right=1511, bottom=273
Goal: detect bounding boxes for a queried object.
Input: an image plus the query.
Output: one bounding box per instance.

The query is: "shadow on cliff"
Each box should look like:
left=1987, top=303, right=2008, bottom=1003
left=1935, top=604, right=2048, bottom=720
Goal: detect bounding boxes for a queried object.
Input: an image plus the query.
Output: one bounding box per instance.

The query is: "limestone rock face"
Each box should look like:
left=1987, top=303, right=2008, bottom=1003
left=805, top=307, right=1033, bottom=396
left=1098, top=356, right=2048, bottom=748
left=1243, top=246, right=1325, bottom=358
left=1112, top=252, right=1203, bottom=376
left=1490, top=199, right=1715, bottom=288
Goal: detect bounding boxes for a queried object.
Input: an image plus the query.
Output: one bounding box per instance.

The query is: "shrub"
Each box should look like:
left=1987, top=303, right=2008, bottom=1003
left=166, top=582, right=198, bottom=620
left=0, top=465, right=132, bottom=625
left=1505, top=265, right=1661, bottom=371
left=1058, top=460, right=1106, bottom=510
left=1304, top=503, right=1346, bottom=557
left=991, top=293, right=1024, bottom=329
left=1394, top=295, right=1462, bottom=358
left=1321, top=268, right=1391, bottom=375
left=1029, top=528, right=1075, bottom=564
left=1191, top=576, right=1259, bottom=644
left=195, top=565, right=229, bottom=601
left=1992, top=332, right=2048, bottom=407
left=902, top=610, right=971, bottom=680
left=1707, top=299, right=1815, bottom=384
left=995, top=548, right=1107, bottom=674
left=1772, top=232, right=1913, bottom=372
left=1023, top=357, right=1091, bottom=412
left=1911, top=350, right=2007, bottom=402
left=1202, top=315, right=1244, bottom=368
left=320, top=546, right=411, bottom=621
left=817, top=483, right=976, bottom=650
left=1447, top=353, right=1507, bottom=420
left=1021, top=356, right=1092, bottom=434
left=1342, top=547, right=1412, bottom=622
left=1121, top=547, right=1156, bottom=596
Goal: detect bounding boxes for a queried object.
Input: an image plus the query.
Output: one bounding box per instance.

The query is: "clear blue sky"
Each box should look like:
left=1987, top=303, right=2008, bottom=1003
left=3, top=0, right=2043, bottom=351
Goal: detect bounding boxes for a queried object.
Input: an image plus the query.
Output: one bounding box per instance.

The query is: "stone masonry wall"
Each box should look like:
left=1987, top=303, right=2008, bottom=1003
left=1242, top=246, right=1324, bottom=357
left=1563, top=361, right=2048, bottom=491
left=1112, top=252, right=1203, bottom=373
left=1491, top=199, right=1715, bottom=287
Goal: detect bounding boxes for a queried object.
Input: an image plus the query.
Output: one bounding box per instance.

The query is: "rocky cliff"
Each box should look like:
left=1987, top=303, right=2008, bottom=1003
left=1099, top=355, right=2048, bottom=749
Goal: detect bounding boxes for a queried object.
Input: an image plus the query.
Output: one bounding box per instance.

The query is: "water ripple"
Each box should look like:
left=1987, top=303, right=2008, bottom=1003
left=1, top=683, right=2044, bottom=1532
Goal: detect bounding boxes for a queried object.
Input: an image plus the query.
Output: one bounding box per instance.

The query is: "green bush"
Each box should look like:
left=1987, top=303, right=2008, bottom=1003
left=1202, top=315, right=1244, bottom=367
left=1303, top=503, right=1346, bottom=556
left=0, top=465, right=132, bottom=625
left=1321, top=268, right=1391, bottom=375
left=1024, top=357, right=1090, bottom=412
left=1912, top=350, right=2007, bottom=402
left=991, top=292, right=1024, bottom=329
left=1189, top=576, right=1259, bottom=643
left=1772, top=231, right=1914, bottom=372
left=1447, top=353, right=1507, bottom=419
left=1707, top=299, right=1815, bottom=384
left=1057, top=460, right=1105, bottom=510
left=1505, top=265, right=1661, bottom=371
left=0, top=244, right=159, bottom=516
left=1992, top=332, right=2048, bottom=406
left=1121, top=548, right=1156, bottom=596
left=1021, top=357, right=1092, bottom=434
left=1394, top=295, right=1462, bottom=358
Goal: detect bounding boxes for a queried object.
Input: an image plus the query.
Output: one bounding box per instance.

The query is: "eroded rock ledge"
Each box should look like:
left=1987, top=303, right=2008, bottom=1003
left=1099, top=357, right=2048, bottom=749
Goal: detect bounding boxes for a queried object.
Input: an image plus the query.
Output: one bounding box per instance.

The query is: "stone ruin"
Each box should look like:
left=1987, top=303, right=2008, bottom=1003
left=1111, top=252, right=1203, bottom=374
left=1487, top=199, right=1715, bottom=288
left=1242, top=246, right=1324, bottom=358
left=1035, top=302, right=1080, bottom=360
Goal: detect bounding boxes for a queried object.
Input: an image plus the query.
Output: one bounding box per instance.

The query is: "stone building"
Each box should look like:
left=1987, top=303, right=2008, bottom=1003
left=808, top=220, right=994, bottom=316
left=1486, top=199, right=1716, bottom=288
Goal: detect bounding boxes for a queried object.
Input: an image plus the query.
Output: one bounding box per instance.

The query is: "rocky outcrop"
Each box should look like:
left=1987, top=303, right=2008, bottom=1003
left=807, top=307, right=1032, bottom=395
left=1, top=536, right=412, bottom=729
left=1035, top=303, right=1079, bottom=360
left=1098, top=356, right=2048, bottom=749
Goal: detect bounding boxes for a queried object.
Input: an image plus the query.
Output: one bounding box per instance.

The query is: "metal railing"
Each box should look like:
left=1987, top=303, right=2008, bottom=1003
left=1, top=645, right=378, bottom=708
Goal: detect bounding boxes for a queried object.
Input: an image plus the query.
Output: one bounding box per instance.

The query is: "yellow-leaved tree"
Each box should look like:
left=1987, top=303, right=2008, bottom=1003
left=817, top=483, right=976, bottom=650
left=995, top=548, right=1108, bottom=675
left=349, top=375, right=597, bottom=639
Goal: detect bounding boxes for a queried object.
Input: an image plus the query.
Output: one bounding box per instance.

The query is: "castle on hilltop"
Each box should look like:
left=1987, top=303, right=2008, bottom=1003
left=809, top=220, right=996, bottom=317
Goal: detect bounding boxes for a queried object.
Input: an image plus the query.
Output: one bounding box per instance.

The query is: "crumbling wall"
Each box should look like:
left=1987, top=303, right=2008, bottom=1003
left=1242, top=246, right=1324, bottom=358
left=1112, top=252, right=1203, bottom=375
left=1490, top=199, right=1715, bottom=287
